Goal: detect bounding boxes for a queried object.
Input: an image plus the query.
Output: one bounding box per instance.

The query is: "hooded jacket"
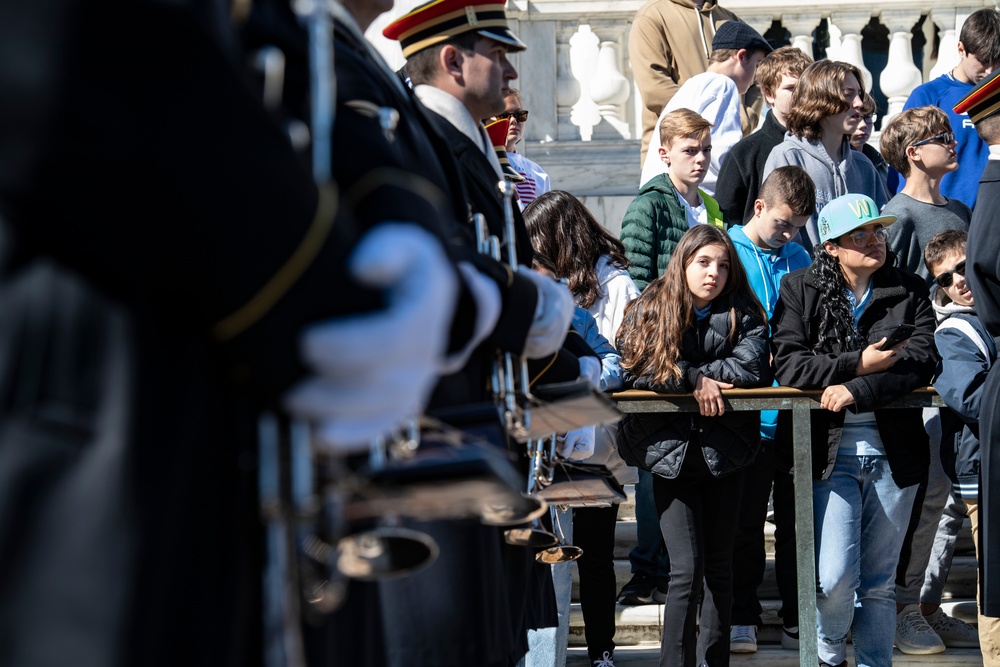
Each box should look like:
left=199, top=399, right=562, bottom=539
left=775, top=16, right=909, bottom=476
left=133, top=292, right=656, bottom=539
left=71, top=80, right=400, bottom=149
left=620, top=173, right=726, bottom=291
left=771, top=265, right=937, bottom=488
left=628, top=0, right=740, bottom=161
left=617, top=293, right=771, bottom=479
left=931, top=285, right=996, bottom=501
left=589, top=255, right=640, bottom=344
left=763, top=134, right=888, bottom=248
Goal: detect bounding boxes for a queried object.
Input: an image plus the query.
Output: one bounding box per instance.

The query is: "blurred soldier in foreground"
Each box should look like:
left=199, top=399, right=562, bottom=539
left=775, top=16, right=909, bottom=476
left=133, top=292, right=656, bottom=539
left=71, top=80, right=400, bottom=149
left=0, top=0, right=570, bottom=665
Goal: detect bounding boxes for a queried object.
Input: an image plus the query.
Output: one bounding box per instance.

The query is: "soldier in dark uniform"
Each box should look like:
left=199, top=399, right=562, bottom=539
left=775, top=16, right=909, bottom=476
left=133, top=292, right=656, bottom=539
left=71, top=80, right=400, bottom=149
left=0, top=1, right=546, bottom=666
left=955, top=68, right=1000, bottom=617
left=238, top=0, right=585, bottom=665
left=375, top=3, right=602, bottom=665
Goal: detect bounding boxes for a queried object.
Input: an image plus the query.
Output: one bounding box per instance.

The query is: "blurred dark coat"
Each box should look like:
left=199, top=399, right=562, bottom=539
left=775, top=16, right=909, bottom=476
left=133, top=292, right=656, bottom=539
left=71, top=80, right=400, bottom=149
left=965, top=159, right=1000, bottom=615
left=0, top=2, right=387, bottom=666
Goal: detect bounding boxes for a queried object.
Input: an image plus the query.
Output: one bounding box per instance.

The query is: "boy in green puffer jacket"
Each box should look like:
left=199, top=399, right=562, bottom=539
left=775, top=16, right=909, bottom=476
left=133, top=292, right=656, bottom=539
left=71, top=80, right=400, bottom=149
left=620, top=108, right=726, bottom=291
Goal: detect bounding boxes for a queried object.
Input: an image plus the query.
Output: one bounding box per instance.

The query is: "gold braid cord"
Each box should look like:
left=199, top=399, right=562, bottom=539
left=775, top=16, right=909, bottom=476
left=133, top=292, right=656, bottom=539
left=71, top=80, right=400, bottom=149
left=213, top=184, right=339, bottom=341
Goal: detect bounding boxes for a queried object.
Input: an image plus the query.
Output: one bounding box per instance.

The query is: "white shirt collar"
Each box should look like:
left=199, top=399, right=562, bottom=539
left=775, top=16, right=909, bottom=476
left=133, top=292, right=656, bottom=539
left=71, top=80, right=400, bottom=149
left=674, top=188, right=707, bottom=228
left=413, top=85, right=504, bottom=178
left=989, top=144, right=1000, bottom=161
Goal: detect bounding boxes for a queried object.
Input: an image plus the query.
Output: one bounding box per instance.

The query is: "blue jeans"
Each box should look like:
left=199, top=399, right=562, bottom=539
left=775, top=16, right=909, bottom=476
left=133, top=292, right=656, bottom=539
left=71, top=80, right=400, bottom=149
left=895, top=409, right=964, bottom=605
left=814, top=454, right=918, bottom=667
left=629, top=469, right=671, bottom=577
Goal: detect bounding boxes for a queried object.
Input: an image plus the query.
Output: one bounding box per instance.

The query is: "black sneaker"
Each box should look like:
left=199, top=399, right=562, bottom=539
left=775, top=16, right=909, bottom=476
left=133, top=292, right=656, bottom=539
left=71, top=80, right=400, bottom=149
left=654, top=576, right=668, bottom=603
left=617, top=572, right=658, bottom=605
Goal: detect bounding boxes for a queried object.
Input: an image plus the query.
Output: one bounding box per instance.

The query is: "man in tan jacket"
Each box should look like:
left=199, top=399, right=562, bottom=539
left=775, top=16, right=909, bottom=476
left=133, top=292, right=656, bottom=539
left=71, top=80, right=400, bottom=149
left=629, top=0, right=753, bottom=164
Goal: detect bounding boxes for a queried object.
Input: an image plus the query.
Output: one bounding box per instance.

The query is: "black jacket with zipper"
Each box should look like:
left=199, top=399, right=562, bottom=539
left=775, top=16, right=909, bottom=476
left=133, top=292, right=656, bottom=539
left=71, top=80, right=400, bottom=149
left=617, top=293, right=771, bottom=479
left=771, top=265, right=937, bottom=488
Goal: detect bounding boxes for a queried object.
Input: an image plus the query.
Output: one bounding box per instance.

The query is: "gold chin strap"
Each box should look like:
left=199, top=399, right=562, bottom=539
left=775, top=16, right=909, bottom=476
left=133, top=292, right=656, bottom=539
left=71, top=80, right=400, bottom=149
left=213, top=183, right=338, bottom=341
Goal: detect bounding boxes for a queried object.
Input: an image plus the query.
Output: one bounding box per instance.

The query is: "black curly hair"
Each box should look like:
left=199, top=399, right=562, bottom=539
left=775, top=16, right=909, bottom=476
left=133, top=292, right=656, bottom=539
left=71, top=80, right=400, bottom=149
left=809, top=242, right=898, bottom=353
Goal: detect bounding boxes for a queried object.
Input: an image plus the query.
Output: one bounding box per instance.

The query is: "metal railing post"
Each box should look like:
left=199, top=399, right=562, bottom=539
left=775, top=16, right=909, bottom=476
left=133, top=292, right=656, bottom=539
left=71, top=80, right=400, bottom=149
left=791, top=400, right=818, bottom=667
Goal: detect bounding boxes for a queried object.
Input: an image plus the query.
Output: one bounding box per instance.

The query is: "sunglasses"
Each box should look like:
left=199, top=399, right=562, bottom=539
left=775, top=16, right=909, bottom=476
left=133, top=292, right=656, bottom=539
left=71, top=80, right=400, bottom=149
left=843, top=227, right=889, bottom=248
left=911, top=131, right=955, bottom=147
left=935, top=259, right=966, bottom=288
left=496, top=109, right=529, bottom=123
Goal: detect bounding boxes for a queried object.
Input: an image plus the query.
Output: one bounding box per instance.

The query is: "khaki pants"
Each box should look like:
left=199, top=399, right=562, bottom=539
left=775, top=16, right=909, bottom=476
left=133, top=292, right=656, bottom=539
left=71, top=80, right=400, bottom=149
left=964, top=499, right=1000, bottom=666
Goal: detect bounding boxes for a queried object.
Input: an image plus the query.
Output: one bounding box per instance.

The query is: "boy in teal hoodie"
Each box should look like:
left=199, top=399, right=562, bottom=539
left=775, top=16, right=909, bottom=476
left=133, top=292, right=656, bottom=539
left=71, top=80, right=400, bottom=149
left=727, top=165, right=815, bottom=653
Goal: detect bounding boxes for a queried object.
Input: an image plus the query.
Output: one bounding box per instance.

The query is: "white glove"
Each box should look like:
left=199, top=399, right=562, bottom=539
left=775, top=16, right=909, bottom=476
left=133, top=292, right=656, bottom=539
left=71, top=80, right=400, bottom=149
left=520, top=267, right=574, bottom=359
left=558, top=426, right=596, bottom=461
left=578, top=356, right=602, bottom=389
left=283, top=223, right=457, bottom=452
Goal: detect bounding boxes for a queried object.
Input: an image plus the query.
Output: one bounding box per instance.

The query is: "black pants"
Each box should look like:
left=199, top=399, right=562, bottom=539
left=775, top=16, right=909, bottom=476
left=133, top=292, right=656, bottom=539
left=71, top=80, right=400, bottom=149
left=654, top=450, right=745, bottom=667
left=573, top=503, right=620, bottom=660
left=730, top=438, right=799, bottom=628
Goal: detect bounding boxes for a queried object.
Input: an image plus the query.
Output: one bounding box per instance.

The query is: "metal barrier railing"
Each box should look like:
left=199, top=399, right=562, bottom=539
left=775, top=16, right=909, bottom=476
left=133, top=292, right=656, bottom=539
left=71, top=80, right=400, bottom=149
left=612, top=386, right=945, bottom=667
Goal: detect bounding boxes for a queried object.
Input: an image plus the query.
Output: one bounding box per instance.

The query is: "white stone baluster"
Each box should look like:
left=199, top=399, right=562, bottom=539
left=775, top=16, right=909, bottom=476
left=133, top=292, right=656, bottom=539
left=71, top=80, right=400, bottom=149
left=927, top=9, right=959, bottom=80
left=590, top=40, right=631, bottom=139
left=781, top=14, right=820, bottom=59
left=555, top=38, right=580, bottom=142
left=929, top=8, right=959, bottom=80
left=568, top=24, right=602, bottom=142
left=830, top=12, right=874, bottom=93
left=879, top=10, right=924, bottom=123
left=743, top=15, right=774, bottom=42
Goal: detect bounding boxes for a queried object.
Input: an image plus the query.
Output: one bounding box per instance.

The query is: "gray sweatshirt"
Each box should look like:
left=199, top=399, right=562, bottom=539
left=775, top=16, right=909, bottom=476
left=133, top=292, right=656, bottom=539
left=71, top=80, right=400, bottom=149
left=763, top=134, right=889, bottom=249
left=884, top=193, right=971, bottom=284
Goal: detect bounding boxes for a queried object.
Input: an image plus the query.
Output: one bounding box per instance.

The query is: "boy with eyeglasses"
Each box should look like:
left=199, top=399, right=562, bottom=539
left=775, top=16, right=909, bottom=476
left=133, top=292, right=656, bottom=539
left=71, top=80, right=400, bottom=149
left=881, top=106, right=971, bottom=285
left=893, top=8, right=1000, bottom=208
left=879, top=105, right=978, bottom=655
left=925, top=230, right=1000, bottom=664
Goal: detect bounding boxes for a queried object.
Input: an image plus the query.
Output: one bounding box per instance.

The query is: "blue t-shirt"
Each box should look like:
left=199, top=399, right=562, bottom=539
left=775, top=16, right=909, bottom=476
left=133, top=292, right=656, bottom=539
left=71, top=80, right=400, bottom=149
left=891, top=73, right=988, bottom=210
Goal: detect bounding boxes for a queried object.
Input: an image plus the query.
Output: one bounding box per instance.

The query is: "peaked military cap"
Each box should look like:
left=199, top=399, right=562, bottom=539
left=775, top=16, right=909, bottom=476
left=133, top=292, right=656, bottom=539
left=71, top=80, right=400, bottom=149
left=954, top=68, right=1000, bottom=124
left=383, top=0, right=527, bottom=59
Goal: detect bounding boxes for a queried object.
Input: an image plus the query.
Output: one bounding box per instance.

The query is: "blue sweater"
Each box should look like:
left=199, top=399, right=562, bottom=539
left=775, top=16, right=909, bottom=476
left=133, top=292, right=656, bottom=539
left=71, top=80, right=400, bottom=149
left=729, top=225, right=811, bottom=439
left=892, top=74, right=989, bottom=209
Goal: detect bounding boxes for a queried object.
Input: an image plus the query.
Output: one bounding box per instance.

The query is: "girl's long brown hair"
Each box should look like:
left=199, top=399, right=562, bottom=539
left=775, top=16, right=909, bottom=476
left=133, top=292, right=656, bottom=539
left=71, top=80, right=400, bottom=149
left=616, top=225, right=766, bottom=383
left=523, top=190, right=630, bottom=308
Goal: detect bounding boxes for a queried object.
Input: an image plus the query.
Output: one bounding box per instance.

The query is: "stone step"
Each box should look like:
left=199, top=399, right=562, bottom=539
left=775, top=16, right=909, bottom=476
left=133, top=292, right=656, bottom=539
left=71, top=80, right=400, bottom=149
left=567, top=599, right=980, bottom=647
left=569, top=556, right=980, bottom=602
left=610, top=518, right=976, bottom=560
left=566, top=644, right=986, bottom=666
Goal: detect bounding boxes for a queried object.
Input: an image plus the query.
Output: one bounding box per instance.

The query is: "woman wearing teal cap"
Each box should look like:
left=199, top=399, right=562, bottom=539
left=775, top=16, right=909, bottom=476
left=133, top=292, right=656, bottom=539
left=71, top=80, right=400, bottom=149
left=770, top=193, right=938, bottom=667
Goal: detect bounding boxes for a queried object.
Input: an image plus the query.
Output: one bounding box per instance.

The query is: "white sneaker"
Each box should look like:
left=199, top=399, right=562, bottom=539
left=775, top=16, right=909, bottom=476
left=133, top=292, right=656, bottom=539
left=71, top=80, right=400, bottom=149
left=729, top=625, right=757, bottom=653
left=925, top=608, right=980, bottom=648
left=591, top=651, right=616, bottom=667
left=781, top=625, right=799, bottom=650
left=895, top=604, right=945, bottom=654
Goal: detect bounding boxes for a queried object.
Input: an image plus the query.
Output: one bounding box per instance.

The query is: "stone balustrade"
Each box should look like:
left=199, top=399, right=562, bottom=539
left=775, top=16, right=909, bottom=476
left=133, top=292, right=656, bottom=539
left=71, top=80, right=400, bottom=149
left=366, top=0, right=998, bottom=232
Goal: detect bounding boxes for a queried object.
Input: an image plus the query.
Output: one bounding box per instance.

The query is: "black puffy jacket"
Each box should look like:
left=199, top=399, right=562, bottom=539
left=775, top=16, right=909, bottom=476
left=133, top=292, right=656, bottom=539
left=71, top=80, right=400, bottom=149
left=771, top=266, right=937, bottom=488
left=616, top=294, right=772, bottom=479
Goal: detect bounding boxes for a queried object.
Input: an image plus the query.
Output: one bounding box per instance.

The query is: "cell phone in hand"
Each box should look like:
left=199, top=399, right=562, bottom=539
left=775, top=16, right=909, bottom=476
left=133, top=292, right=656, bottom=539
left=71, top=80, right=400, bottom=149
left=881, top=323, right=916, bottom=348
